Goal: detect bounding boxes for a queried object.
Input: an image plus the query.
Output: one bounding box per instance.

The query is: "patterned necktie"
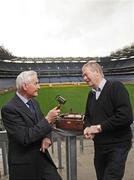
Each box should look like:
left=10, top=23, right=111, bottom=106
left=27, top=100, right=35, bottom=114
left=27, top=100, right=38, bottom=123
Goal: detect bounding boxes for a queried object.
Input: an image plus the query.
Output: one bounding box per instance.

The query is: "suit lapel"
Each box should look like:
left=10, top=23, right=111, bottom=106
left=13, top=95, right=37, bottom=123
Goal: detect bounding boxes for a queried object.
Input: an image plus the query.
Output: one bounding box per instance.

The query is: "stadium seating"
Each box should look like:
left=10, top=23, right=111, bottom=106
left=0, top=47, right=134, bottom=89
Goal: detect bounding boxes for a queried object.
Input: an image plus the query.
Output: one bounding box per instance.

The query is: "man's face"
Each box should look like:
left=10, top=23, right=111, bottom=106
left=23, top=75, right=40, bottom=98
left=82, top=67, right=99, bottom=88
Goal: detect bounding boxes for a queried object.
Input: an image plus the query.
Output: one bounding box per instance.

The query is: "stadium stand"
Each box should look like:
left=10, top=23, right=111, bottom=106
left=1, top=44, right=134, bottom=90
left=1, top=56, right=134, bottom=89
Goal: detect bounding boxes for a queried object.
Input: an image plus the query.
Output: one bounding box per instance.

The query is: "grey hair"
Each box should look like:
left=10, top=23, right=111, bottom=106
left=16, top=70, right=37, bottom=90
left=82, top=60, right=104, bottom=77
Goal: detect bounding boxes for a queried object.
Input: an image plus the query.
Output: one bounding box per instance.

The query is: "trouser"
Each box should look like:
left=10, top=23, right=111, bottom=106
left=94, top=141, right=132, bottom=180
left=9, top=153, right=62, bottom=180
left=41, top=155, right=62, bottom=180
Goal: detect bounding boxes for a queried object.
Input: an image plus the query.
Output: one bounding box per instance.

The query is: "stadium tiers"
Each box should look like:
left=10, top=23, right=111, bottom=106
left=1, top=57, right=91, bottom=63
left=0, top=57, right=134, bottom=89
left=0, top=56, right=134, bottom=75
left=0, top=74, right=134, bottom=90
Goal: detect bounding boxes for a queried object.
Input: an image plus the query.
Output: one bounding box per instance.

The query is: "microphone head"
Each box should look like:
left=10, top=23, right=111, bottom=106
left=56, top=95, right=66, bottom=105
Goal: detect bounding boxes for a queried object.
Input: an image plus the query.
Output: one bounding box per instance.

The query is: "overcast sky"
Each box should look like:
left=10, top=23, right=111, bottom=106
left=0, top=0, right=134, bottom=57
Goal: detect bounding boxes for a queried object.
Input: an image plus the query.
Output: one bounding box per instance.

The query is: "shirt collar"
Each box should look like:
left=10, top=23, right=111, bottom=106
left=16, top=91, right=29, bottom=104
left=92, top=78, right=106, bottom=92
left=98, top=78, right=106, bottom=91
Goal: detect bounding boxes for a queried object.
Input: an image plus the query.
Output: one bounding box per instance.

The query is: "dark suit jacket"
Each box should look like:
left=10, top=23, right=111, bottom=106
left=1, top=94, right=56, bottom=179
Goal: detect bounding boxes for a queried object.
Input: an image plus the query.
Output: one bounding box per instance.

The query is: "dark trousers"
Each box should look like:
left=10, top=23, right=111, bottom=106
left=9, top=163, right=62, bottom=180
left=9, top=155, right=62, bottom=180
left=94, top=141, right=132, bottom=180
left=42, top=157, right=62, bottom=180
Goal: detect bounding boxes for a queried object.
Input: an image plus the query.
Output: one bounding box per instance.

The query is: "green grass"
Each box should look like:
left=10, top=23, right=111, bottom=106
left=125, top=84, right=134, bottom=111
left=37, top=86, right=89, bottom=114
left=0, top=84, right=134, bottom=114
left=0, top=91, right=15, bottom=108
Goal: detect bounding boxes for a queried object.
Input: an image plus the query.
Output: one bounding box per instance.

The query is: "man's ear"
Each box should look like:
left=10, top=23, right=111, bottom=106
left=22, top=83, right=27, bottom=91
left=96, top=69, right=100, bottom=77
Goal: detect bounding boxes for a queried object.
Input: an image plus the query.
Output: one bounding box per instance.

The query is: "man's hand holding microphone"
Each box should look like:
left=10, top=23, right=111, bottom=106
left=45, top=107, right=60, bottom=124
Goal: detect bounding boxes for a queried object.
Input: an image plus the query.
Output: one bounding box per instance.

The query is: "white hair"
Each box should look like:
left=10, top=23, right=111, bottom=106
left=16, top=70, right=37, bottom=90
left=82, top=60, right=104, bottom=77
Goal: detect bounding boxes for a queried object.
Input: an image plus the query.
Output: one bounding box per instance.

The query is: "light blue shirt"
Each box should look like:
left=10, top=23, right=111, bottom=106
left=92, top=78, right=106, bottom=100
left=16, top=91, right=29, bottom=107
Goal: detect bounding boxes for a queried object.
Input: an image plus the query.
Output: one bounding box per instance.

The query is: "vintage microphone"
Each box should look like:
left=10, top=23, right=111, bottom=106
left=56, top=95, right=66, bottom=109
left=55, top=95, right=84, bottom=131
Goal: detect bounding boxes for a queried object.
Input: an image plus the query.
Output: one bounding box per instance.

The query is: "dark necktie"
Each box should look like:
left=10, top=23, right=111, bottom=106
left=27, top=100, right=37, bottom=122
left=96, top=87, right=101, bottom=92
left=92, top=87, right=101, bottom=94
left=27, top=100, right=35, bottom=113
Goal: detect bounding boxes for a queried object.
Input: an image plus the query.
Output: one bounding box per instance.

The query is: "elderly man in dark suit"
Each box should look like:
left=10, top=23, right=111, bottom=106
left=1, top=70, right=62, bottom=180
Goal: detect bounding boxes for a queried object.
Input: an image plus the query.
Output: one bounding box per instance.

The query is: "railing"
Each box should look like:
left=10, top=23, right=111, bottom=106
left=0, top=130, right=8, bottom=176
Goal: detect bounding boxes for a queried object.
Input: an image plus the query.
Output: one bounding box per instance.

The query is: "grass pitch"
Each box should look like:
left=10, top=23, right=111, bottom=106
left=0, top=84, right=134, bottom=115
